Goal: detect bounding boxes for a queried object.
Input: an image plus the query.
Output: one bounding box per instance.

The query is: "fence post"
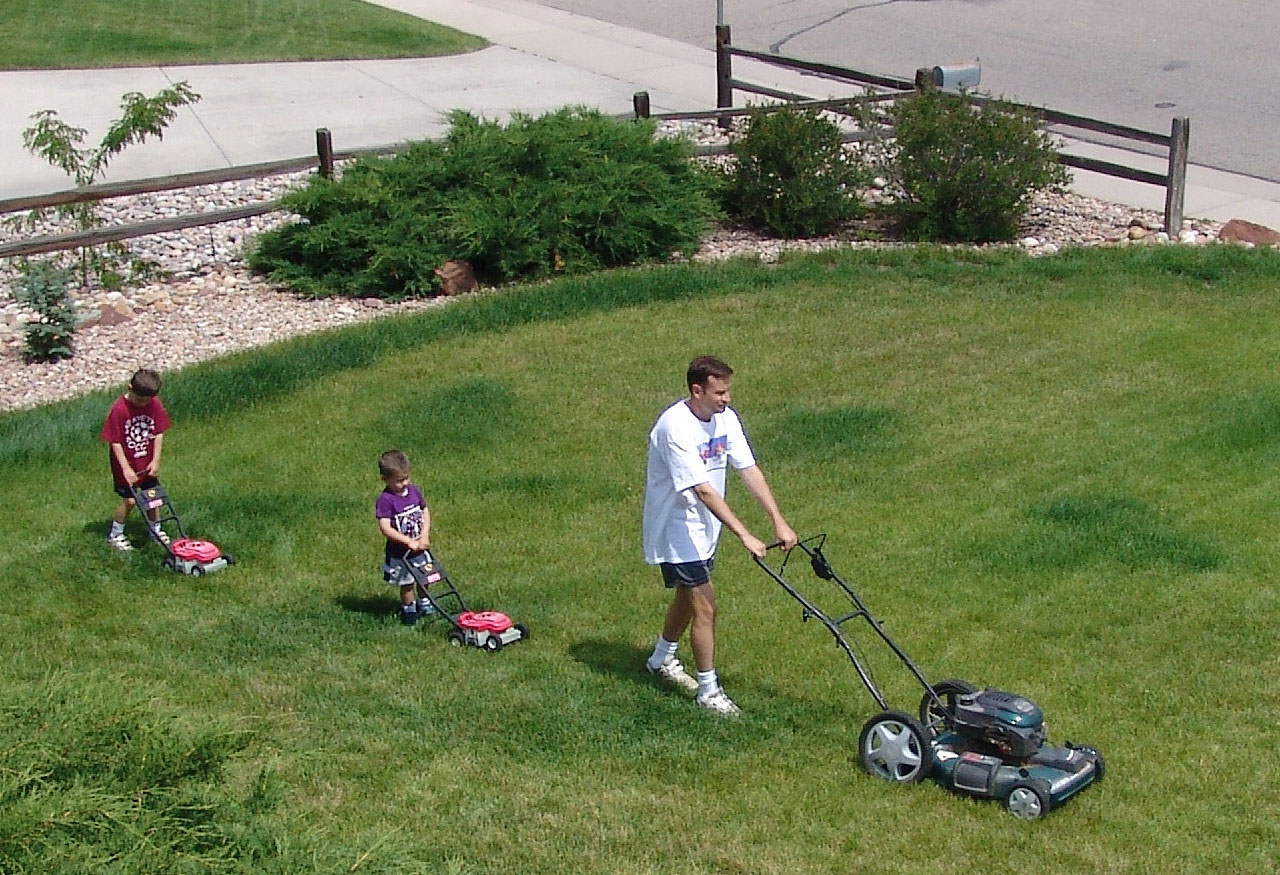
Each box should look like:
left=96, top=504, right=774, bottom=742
left=316, top=128, right=334, bottom=179
left=914, top=67, right=935, bottom=93
left=1163, top=116, right=1189, bottom=236
left=716, top=25, right=733, bottom=129
left=633, top=91, right=651, bottom=120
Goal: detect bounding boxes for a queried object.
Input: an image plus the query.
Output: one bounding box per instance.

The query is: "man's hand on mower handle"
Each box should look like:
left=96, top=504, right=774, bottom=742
left=739, top=531, right=768, bottom=559
left=761, top=529, right=800, bottom=553
left=775, top=522, right=798, bottom=551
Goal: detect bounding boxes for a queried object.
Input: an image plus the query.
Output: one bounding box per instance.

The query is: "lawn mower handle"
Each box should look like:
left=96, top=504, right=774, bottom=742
left=750, top=534, right=946, bottom=714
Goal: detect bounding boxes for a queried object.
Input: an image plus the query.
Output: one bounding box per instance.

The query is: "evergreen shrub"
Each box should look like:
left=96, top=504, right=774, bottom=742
left=887, top=89, right=1069, bottom=242
left=16, top=259, right=77, bottom=362
left=250, top=107, right=716, bottom=298
left=717, top=105, right=871, bottom=237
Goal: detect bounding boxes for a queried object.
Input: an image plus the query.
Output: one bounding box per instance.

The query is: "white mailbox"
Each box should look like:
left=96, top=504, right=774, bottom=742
left=932, top=62, right=981, bottom=90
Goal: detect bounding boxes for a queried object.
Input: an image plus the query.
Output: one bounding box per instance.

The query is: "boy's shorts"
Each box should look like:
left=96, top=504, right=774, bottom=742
left=382, top=560, right=414, bottom=588
left=383, top=551, right=439, bottom=588
left=114, top=476, right=159, bottom=499
left=660, top=557, right=715, bottom=588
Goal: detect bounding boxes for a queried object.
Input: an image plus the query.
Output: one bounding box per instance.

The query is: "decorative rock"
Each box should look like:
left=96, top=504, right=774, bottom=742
left=435, top=259, right=478, bottom=295
left=1219, top=218, right=1280, bottom=247
left=1129, top=226, right=1149, bottom=240
left=1019, top=237, right=1040, bottom=249
left=97, top=305, right=134, bottom=326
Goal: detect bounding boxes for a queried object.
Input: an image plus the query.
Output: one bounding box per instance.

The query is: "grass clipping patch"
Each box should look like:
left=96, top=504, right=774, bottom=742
left=0, top=673, right=295, bottom=873
left=978, top=493, right=1223, bottom=574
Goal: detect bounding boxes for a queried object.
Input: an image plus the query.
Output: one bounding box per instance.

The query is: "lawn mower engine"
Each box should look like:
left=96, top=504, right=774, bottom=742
left=950, top=688, right=1046, bottom=759
left=927, top=685, right=1105, bottom=819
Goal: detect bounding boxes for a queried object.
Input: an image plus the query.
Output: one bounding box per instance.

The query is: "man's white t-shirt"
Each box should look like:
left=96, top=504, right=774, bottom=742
left=642, top=400, right=757, bottom=564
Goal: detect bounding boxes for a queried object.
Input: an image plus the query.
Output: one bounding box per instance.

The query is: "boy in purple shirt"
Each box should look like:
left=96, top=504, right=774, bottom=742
left=376, top=450, right=435, bottom=625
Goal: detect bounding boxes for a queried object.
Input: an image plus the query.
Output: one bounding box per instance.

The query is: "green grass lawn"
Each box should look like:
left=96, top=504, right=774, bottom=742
left=3, top=245, right=1279, bottom=873
left=0, top=0, right=484, bottom=70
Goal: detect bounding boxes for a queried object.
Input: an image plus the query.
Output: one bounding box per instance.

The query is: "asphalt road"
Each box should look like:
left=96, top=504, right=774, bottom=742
left=530, top=0, right=1280, bottom=182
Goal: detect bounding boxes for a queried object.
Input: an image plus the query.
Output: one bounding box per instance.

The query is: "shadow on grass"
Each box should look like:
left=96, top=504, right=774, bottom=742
left=569, top=638, right=652, bottom=686
left=335, top=593, right=392, bottom=618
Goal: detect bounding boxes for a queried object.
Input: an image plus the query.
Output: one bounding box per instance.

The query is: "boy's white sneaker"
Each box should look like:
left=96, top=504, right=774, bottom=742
left=646, top=656, right=699, bottom=693
left=107, top=533, right=133, bottom=551
left=152, top=528, right=171, bottom=546
left=696, top=687, right=741, bottom=716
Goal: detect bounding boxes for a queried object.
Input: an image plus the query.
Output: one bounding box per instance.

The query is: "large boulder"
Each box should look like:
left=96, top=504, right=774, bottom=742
left=434, top=259, right=478, bottom=296
left=1219, top=219, right=1280, bottom=247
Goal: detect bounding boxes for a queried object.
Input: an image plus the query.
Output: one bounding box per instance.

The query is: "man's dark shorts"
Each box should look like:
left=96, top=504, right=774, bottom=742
left=660, top=557, right=715, bottom=588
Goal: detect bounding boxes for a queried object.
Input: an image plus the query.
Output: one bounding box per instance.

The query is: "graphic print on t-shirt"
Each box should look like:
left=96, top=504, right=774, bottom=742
left=699, top=435, right=728, bottom=464
left=124, top=415, right=156, bottom=458
left=394, top=506, right=423, bottom=539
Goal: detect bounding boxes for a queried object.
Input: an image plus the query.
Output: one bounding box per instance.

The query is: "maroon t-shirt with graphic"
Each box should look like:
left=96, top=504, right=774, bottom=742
left=101, top=395, right=171, bottom=487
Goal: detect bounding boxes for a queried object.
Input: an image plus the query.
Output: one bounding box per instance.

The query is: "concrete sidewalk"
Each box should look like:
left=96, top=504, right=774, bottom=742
left=2, top=0, right=1277, bottom=229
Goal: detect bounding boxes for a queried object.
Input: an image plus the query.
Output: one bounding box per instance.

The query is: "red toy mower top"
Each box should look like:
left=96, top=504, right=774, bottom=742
left=458, top=610, right=513, bottom=633
left=172, top=538, right=222, bottom=562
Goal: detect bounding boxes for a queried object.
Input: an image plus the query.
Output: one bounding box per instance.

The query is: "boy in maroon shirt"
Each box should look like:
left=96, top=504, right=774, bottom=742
left=101, top=368, right=172, bottom=550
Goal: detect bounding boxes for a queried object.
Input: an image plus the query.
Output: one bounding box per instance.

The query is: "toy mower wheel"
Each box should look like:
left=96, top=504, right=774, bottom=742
left=190, top=566, right=205, bottom=578
left=484, top=634, right=503, bottom=652
left=224, top=554, right=236, bottom=566
left=1006, top=780, right=1052, bottom=819
left=447, top=632, right=465, bottom=647
left=515, top=623, right=529, bottom=641
left=919, top=678, right=977, bottom=736
left=858, top=710, right=931, bottom=784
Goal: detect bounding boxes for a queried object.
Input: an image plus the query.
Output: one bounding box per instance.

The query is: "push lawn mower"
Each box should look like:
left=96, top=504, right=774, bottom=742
left=396, top=549, right=528, bottom=651
left=753, top=534, right=1103, bottom=819
left=128, top=479, right=234, bottom=576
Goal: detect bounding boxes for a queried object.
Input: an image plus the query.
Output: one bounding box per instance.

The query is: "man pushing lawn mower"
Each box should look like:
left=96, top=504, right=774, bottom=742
left=642, top=355, right=797, bottom=716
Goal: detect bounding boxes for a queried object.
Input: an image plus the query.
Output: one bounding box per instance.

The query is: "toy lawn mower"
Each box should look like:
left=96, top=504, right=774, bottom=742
left=753, top=534, right=1103, bottom=819
left=128, top=479, right=234, bottom=576
left=396, top=549, right=528, bottom=651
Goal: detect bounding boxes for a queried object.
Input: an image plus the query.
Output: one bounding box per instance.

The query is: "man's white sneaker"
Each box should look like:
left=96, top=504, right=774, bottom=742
left=646, top=656, right=699, bottom=693
left=696, top=687, right=741, bottom=716
left=107, top=533, right=133, bottom=551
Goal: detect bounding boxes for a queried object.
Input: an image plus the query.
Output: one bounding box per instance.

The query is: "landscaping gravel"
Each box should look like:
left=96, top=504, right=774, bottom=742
left=0, top=121, right=1225, bottom=413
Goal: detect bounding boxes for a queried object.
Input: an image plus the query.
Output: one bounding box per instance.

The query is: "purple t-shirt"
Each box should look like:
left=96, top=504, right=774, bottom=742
left=375, top=483, right=426, bottom=562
